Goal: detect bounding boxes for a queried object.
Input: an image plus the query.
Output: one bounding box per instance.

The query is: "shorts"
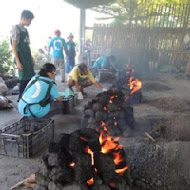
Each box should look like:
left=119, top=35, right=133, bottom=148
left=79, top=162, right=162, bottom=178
left=69, top=77, right=89, bottom=87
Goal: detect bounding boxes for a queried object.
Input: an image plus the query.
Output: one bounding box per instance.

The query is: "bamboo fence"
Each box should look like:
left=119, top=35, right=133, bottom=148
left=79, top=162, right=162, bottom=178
left=91, top=3, right=190, bottom=68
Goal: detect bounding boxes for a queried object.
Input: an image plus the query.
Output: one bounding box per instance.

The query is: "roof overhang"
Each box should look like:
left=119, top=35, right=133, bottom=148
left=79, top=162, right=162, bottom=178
left=64, top=0, right=115, bottom=9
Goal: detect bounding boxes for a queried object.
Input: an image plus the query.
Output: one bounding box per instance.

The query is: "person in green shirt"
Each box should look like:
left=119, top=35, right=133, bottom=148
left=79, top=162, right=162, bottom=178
left=11, top=10, right=35, bottom=101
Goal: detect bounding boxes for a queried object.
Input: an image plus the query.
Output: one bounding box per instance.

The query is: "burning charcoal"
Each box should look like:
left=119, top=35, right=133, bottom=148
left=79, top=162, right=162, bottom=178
left=49, top=166, right=64, bottom=181
left=107, top=103, right=119, bottom=112
left=89, top=118, right=97, bottom=124
left=112, top=149, right=127, bottom=170
left=69, top=131, right=86, bottom=153
left=132, top=90, right=143, bottom=103
left=86, top=138, right=101, bottom=153
left=84, top=109, right=94, bottom=118
left=41, top=154, right=52, bottom=174
left=91, top=184, right=111, bottom=190
left=94, top=152, right=116, bottom=184
left=103, top=118, right=121, bottom=136
left=79, top=128, right=99, bottom=139
left=109, top=176, right=128, bottom=190
left=107, top=125, right=122, bottom=136
left=108, top=110, right=125, bottom=120
left=62, top=183, right=87, bottom=190
left=92, top=102, right=103, bottom=112
left=87, top=118, right=96, bottom=125
left=58, top=134, right=70, bottom=152
left=49, top=166, right=73, bottom=183
left=95, top=111, right=108, bottom=122
left=48, top=142, right=60, bottom=153
left=48, top=153, right=59, bottom=167
left=87, top=123, right=99, bottom=130
left=96, top=93, right=110, bottom=105
left=73, top=153, right=95, bottom=183
left=79, top=128, right=101, bottom=152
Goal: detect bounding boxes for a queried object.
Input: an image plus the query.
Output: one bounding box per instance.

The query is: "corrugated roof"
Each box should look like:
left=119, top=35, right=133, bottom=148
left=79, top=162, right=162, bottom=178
left=64, top=0, right=115, bottom=9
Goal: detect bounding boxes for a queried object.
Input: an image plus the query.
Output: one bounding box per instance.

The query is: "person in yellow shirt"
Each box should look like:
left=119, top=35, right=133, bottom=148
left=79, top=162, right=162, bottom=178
left=68, top=63, right=106, bottom=99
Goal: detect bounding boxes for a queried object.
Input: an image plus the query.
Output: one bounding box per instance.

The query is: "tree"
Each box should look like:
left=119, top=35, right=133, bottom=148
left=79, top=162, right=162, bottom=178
left=92, top=0, right=190, bottom=27
left=0, top=39, right=12, bottom=77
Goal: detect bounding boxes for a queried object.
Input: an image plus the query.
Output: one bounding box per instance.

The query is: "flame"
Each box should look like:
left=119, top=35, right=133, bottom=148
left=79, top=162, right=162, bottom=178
left=87, top=177, right=94, bottom=185
left=109, top=182, right=116, bottom=187
left=99, top=131, right=128, bottom=175
left=80, top=136, right=87, bottom=142
left=115, top=165, right=129, bottom=176
left=109, top=95, right=117, bottom=103
left=100, top=121, right=108, bottom=131
left=103, top=106, right=107, bottom=111
left=99, top=131, right=122, bottom=154
left=69, top=162, right=75, bottom=168
left=85, top=146, right=94, bottom=165
left=113, top=152, right=124, bottom=165
left=128, top=77, right=142, bottom=95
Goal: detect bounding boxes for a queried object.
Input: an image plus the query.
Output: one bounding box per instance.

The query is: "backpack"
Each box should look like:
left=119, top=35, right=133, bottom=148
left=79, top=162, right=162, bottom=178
left=21, top=76, right=55, bottom=118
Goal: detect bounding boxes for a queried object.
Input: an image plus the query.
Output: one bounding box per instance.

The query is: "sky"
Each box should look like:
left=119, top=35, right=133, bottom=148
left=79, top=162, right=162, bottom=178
left=0, top=0, right=107, bottom=50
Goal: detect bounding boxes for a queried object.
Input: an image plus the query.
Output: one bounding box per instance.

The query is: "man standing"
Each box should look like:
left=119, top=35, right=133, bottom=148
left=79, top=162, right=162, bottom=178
left=11, top=10, right=35, bottom=101
left=49, top=30, right=68, bottom=82
left=65, top=33, right=76, bottom=80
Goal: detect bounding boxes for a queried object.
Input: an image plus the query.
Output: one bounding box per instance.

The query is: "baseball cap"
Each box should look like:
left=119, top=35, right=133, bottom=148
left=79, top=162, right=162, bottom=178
left=68, top=32, right=74, bottom=38
left=54, top=30, right=61, bottom=35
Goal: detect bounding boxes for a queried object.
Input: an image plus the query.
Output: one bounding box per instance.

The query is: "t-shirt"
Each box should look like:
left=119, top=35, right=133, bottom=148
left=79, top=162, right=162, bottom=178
left=18, top=75, right=59, bottom=118
left=92, top=56, right=108, bottom=69
left=10, top=24, right=30, bottom=45
left=49, top=36, right=67, bottom=59
left=68, top=65, right=96, bottom=83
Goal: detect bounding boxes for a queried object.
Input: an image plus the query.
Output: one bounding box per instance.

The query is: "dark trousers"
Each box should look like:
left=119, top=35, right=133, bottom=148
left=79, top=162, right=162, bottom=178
left=19, top=79, right=30, bottom=100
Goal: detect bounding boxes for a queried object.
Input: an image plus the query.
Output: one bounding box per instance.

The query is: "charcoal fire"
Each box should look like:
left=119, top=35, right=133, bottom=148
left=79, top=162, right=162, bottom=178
left=82, top=89, right=135, bottom=136
left=35, top=128, right=130, bottom=190
left=112, top=65, right=143, bottom=104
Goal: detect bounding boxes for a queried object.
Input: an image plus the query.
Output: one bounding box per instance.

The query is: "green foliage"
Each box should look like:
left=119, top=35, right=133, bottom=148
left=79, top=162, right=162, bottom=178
left=92, top=0, right=190, bottom=27
left=32, top=49, right=48, bottom=70
left=0, top=39, right=12, bottom=76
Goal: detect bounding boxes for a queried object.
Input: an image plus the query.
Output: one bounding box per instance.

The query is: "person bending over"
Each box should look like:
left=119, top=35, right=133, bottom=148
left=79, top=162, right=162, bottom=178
left=18, top=63, right=62, bottom=118
left=68, top=63, right=106, bottom=99
left=91, top=55, right=116, bottom=77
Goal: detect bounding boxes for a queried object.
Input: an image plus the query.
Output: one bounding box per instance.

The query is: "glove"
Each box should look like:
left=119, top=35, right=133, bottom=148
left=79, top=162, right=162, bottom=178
left=77, top=92, right=84, bottom=100
left=102, top=88, right=107, bottom=92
